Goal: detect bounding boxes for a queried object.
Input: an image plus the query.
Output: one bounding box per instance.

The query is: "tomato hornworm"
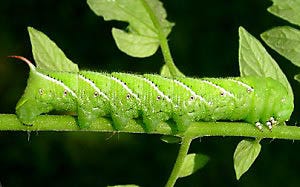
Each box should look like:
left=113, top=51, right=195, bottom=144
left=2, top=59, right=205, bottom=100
left=11, top=56, right=293, bottom=132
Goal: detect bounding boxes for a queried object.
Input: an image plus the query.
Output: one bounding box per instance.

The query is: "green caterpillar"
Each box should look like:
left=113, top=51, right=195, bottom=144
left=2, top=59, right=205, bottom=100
left=13, top=56, right=293, bottom=132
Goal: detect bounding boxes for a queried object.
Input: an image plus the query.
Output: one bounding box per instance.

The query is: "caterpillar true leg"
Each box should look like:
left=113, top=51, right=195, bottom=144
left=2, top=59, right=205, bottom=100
left=269, top=117, right=277, bottom=125
left=265, top=117, right=278, bottom=131
left=255, top=122, right=263, bottom=131
left=266, top=121, right=273, bottom=130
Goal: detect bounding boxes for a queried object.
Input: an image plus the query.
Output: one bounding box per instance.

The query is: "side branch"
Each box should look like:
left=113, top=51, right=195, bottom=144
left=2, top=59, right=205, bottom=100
left=0, top=114, right=300, bottom=140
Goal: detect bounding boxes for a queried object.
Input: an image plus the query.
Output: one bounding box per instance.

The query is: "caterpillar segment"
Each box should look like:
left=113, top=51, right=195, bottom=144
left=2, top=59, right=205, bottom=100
left=13, top=56, right=293, bottom=132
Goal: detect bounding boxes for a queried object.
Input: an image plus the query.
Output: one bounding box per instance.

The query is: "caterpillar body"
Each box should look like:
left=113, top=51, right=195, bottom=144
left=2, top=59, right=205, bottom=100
left=14, top=56, right=293, bottom=132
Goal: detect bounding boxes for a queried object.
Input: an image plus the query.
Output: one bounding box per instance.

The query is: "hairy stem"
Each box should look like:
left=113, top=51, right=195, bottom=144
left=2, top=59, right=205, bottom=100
left=141, top=0, right=184, bottom=77
left=165, top=137, right=193, bottom=187
left=1, top=114, right=300, bottom=140
left=160, top=38, right=185, bottom=77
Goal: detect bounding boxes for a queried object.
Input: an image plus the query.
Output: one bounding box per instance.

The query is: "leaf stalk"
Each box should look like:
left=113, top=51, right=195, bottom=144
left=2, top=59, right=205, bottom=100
left=165, top=137, right=193, bottom=187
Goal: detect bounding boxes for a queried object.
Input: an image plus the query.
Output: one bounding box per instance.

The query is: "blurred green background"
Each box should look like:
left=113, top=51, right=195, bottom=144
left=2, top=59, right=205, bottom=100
left=0, top=0, right=300, bottom=186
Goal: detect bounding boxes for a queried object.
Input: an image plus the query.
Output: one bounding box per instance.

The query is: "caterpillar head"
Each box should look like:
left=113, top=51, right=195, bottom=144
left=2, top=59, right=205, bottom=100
left=274, top=93, right=294, bottom=124
left=272, top=81, right=294, bottom=124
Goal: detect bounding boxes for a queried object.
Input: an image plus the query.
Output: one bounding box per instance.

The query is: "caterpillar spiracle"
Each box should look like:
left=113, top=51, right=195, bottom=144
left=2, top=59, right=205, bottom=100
left=13, top=56, right=293, bottom=132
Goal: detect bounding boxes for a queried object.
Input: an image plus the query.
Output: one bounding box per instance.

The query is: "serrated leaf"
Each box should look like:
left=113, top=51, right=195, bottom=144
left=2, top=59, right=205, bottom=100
left=87, top=0, right=174, bottom=57
left=160, top=135, right=181, bottom=144
left=261, top=26, right=300, bottom=67
left=107, top=185, right=140, bottom=187
left=238, top=26, right=293, bottom=98
left=178, top=153, right=209, bottom=178
left=268, top=0, right=300, bottom=27
left=160, top=64, right=172, bottom=77
left=28, top=27, right=78, bottom=72
left=233, top=139, right=261, bottom=180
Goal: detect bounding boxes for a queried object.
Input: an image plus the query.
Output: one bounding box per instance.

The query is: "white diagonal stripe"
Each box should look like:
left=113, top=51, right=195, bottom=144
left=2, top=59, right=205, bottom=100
left=110, top=76, right=141, bottom=101
left=173, top=79, right=208, bottom=103
left=79, top=74, right=109, bottom=100
left=36, top=71, right=77, bottom=98
left=142, top=77, right=172, bottom=102
left=228, top=79, right=254, bottom=92
left=201, top=80, right=234, bottom=97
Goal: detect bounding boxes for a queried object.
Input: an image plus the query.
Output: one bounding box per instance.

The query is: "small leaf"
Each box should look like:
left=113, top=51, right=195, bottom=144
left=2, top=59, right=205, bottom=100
left=233, top=139, right=261, bottom=180
left=87, top=0, right=174, bottom=57
left=294, top=74, right=300, bottom=82
left=261, top=26, right=300, bottom=67
left=160, top=135, right=181, bottom=144
left=28, top=27, right=78, bottom=72
left=268, top=0, right=300, bottom=27
left=178, top=153, right=209, bottom=178
left=112, top=28, right=159, bottom=58
left=238, top=26, right=293, bottom=98
left=107, top=185, right=140, bottom=187
left=160, top=64, right=172, bottom=77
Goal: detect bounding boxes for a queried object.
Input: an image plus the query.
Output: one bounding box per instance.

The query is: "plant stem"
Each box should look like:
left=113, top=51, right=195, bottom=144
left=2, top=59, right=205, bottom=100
left=2, top=114, right=300, bottom=141
left=165, top=137, right=193, bottom=187
left=141, top=0, right=184, bottom=77
left=159, top=38, right=185, bottom=77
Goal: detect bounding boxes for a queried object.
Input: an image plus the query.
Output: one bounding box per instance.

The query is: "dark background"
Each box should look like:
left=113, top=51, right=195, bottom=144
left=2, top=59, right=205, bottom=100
left=0, top=0, right=300, bottom=186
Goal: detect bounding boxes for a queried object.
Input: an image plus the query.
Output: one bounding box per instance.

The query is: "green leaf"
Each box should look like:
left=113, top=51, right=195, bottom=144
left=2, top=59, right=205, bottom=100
left=238, top=26, right=293, bottom=98
left=160, top=64, right=172, bottom=77
left=178, top=153, right=209, bottom=178
left=87, top=0, right=174, bottom=58
left=107, top=185, right=140, bottom=187
left=111, top=28, right=159, bottom=58
left=294, top=74, right=300, bottom=83
left=261, top=26, right=300, bottom=67
left=28, top=27, right=78, bottom=72
left=268, top=0, right=300, bottom=27
left=233, top=139, right=261, bottom=180
left=160, top=135, right=181, bottom=144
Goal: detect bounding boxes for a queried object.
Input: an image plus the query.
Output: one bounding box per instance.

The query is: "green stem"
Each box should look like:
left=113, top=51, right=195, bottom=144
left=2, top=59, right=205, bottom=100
left=165, top=137, right=193, bottom=187
left=141, top=0, right=184, bottom=77
left=1, top=114, right=300, bottom=141
left=160, top=38, right=185, bottom=77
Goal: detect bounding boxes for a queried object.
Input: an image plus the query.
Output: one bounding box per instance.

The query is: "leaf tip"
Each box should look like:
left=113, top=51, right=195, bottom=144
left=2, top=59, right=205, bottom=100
left=27, top=26, right=38, bottom=34
left=238, top=26, right=245, bottom=32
